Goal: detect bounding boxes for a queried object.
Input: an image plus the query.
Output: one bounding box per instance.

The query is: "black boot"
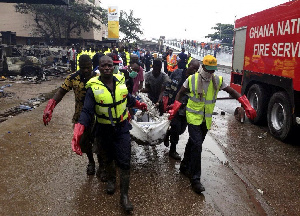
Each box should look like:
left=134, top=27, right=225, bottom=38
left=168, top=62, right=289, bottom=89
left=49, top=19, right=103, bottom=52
left=163, top=130, right=170, bottom=147
left=191, top=180, right=205, bottom=194
left=96, top=154, right=107, bottom=182
left=106, top=162, right=116, bottom=195
left=169, top=143, right=181, bottom=160
left=120, top=169, right=133, bottom=212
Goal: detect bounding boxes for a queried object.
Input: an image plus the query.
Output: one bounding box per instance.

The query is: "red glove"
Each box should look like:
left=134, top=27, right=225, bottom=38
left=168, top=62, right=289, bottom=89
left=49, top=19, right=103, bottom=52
left=166, top=104, right=174, bottom=111
left=238, top=95, right=257, bottom=120
left=168, top=100, right=182, bottom=120
left=71, top=123, right=84, bottom=156
left=127, top=111, right=132, bottom=121
left=43, top=99, right=56, bottom=126
left=135, top=100, right=147, bottom=111
left=162, top=96, right=169, bottom=112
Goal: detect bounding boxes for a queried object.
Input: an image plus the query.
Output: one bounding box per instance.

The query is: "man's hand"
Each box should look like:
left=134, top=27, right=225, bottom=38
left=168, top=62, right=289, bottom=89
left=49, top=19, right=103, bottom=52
left=168, top=100, right=182, bottom=120
left=71, top=123, right=84, bottom=156
left=238, top=95, right=257, bottom=120
left=43, top=99, right=56, bottom=126
left=135, top=100, right=147, bottom=111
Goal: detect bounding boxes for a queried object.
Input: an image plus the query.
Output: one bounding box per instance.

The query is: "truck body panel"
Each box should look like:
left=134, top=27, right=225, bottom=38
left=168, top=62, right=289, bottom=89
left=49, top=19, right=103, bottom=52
left=230, top=0, right=300, bottom=140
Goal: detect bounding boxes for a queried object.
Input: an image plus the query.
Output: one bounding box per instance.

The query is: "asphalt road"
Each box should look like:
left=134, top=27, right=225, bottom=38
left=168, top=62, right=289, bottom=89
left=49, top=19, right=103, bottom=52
left=0, top=71, right=299, bottom=215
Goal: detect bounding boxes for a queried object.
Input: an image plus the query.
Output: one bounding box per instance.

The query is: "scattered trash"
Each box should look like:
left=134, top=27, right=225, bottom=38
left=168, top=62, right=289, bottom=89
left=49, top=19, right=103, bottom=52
left=18, top=105, right=32, bottom=111
left=234, top=107, right=245, bottom=123
left=258, top=132, right=268, bottom=139
left=257, top=188, right=264, bottom=195
left=221, top=111, right=226, bottom=115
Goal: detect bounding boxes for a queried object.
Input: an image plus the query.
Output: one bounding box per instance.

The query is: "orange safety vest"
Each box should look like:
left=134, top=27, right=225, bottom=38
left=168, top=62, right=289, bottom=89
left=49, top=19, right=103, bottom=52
left=167, top=54, right=178, bottom=72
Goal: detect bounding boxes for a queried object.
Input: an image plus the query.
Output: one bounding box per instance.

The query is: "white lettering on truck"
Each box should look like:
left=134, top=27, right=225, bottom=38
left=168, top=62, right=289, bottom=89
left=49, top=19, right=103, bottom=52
left=249, top=17, right=300, bottom=57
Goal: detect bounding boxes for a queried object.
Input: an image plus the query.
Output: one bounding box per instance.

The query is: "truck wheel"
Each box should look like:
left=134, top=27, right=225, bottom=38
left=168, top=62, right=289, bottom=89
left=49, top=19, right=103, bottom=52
left=247, top=84, right=267, bottom=124
left=267, top=91, right=292, bottom=141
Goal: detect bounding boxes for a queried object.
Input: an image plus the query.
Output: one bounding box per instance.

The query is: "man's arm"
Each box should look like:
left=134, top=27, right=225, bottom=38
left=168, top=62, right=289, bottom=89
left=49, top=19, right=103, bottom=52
left=175, top=86, right=189, bottom=102
left=223, top=86, right=241, bottom=100
left=52, top=87, right=68, bottom=104
left=140, top=83, right=150, bottom=93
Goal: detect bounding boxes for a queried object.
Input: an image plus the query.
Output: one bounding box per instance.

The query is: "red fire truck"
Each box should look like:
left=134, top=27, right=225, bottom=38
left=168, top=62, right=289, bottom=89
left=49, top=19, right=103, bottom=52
left=230, top=0, right=300, bottom=141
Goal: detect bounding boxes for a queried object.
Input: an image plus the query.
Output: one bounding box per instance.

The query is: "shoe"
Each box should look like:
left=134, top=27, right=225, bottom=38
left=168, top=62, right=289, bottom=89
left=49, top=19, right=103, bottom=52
left=169, top=151, right=181, bottom=160
left=106, top=180, right=116, bottom=195
left=191, top=181, right=205, bottom=194
left=86, top=162, right=95, bottom=175
left=164, top=134, right=169, bottom=147
left=96, top=168, right=107, bottom=182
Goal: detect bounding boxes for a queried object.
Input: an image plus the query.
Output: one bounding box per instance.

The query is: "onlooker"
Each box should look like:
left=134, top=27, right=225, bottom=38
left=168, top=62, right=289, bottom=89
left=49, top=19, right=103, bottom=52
left=141, top=59, right=169, bottom=104
left=177, top=48, right=187, bottom=69
left=143, top=50, right=152, bottom=72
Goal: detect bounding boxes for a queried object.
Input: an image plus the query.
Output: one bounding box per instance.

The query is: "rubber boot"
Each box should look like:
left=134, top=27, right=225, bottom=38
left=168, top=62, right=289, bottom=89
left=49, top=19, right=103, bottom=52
left=96, top=154, right=107, bottom=182
left=120, top=169, right=133, bottom=212
left=106, top=162, right=116, bottom=195
left=169, top=143, right=181, bottom=160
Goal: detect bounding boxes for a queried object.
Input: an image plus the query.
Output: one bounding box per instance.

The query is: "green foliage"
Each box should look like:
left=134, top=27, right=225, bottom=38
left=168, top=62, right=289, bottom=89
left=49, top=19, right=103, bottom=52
left=119, top=10, right=143, bottom=43
left=205, top=23, right=234, bottom=45
left=15, top=1, right=105, bottom=44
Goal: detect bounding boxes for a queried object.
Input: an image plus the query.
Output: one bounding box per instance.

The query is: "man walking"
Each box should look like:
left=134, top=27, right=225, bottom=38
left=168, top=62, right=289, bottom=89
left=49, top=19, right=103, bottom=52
left=168, top=55, right=256, bottom=194
left=162, top=59, right=200, bottom=160
left=43, top=55, right=104, bottom=179
left=177, top=47, right=188, bottom=69
left=71, top=55, right=147, bottom=212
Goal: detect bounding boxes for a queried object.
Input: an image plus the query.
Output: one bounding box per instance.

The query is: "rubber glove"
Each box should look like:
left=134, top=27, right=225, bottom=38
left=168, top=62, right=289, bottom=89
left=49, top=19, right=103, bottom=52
left=43, top=99, right=56, bottom=125
left=71, top=123, right=84, bottom=156
left=135, top=100, right=147, bottom=111
left=238, top=95, right=257, bottom=120
left=168, top=100, right=182, bottom=120
left=162, top=96, right=169, bottom=112
left=127, top=111, right=132, bottom=121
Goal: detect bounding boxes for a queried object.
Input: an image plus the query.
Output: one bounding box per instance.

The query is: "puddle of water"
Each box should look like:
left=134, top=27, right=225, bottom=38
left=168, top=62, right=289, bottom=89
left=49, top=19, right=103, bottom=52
left=204, top=135, right=228, bottom=166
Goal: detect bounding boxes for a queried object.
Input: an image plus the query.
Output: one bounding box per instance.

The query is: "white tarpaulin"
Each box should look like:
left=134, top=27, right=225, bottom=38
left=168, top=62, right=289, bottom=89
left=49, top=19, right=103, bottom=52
left=130, top=93, right=170, bottom=145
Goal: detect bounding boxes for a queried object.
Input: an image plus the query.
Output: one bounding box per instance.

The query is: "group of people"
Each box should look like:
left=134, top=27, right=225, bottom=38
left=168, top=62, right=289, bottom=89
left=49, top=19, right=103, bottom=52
left=42, top=44, right=257, bottom=212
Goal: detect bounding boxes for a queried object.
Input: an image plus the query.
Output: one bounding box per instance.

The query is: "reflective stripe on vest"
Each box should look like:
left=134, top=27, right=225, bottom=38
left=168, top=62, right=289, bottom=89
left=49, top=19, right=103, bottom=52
left=86, top=75, right=128, bottom=125
left=186, top=73, right=223, bottom=129
left=186, top=57, right=192, bottom=68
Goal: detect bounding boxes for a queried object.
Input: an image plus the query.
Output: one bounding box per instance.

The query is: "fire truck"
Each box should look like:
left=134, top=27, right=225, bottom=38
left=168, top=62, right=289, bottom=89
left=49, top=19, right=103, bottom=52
left=230, top=0, right=300, bottom=141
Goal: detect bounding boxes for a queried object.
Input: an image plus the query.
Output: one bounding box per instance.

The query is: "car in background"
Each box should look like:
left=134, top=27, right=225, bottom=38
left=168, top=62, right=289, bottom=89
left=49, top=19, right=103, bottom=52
left=0, top=45, right=42, bottom=77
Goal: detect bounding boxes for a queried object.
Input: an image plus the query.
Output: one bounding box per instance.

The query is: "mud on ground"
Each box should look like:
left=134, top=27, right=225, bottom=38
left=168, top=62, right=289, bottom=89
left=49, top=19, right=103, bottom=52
left=0, top=76, right=66, bottom=123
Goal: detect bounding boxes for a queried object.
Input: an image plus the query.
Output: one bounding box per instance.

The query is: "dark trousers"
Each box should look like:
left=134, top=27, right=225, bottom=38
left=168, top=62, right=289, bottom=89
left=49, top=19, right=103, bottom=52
left=169, top=114, right=187, bottom=152
left=96, top=122, right=131, bottom=170
left=182, top=122, right=208, bottom=182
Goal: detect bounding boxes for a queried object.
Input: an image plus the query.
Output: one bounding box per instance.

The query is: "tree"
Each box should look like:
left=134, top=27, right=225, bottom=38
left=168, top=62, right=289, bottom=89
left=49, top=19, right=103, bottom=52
left=205, top=23, right=234, bottom=45
left=15, top=0, right=106, bottom=45
left=118, top=10, right=143, bottom=43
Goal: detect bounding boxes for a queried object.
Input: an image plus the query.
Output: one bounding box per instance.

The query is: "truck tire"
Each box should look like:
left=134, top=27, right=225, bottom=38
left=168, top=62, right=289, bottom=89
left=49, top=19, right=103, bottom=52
left=267, top=91, right=292, bottom=141
left=247, top=84, right=267, bottom=124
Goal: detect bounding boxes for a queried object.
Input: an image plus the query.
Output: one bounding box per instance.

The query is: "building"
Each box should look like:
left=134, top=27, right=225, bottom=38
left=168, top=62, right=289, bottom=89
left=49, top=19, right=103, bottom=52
left=0, top=0, right=107, bottom=45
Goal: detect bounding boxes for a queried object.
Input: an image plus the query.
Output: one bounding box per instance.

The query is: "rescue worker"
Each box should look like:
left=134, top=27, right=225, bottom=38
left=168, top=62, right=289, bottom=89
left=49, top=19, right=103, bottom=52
left=162, top=59, right=200, bottom=160
left=125, top=47, right=131, bottom=66
left=43, top=55, right=105, bottom=178
left=166, top=49, right=178, bottom=76
left=71, top=55, right=147, bottom=212
left=168, top=55, right=257, bottom=194
left=186, top=52, right=192, bottom=68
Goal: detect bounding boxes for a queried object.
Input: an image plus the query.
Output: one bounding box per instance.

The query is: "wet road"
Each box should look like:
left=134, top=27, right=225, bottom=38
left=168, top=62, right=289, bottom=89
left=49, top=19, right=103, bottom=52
left=0, top=71, right=299, bottom=215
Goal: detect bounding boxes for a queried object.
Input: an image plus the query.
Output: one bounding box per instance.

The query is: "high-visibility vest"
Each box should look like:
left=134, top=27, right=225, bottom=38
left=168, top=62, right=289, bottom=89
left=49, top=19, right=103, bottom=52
left=186, top=73, right=223, bottom=129
left=125, top=52, right=130, bottom=66
left=186, top=57, right=192, bottom=68
left=167, top=54, right=178, bottom=72
left=86, top=74, right=128, bottom=125
left=76, top=52, right=83, bottom=70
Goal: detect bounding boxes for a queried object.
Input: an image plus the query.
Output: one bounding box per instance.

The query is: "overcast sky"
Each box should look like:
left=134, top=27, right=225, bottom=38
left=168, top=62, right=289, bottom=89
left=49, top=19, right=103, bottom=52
left=100, top=0, right=290, bottom=42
